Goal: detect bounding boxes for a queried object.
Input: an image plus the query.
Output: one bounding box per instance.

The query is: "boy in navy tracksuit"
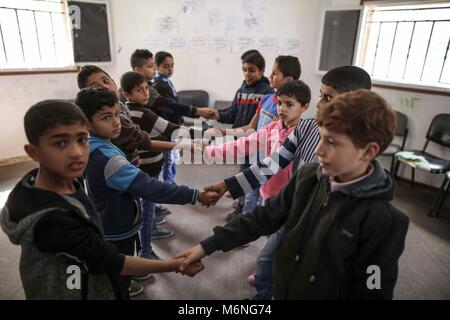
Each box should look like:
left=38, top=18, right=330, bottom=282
left=75, top=87, right=217, bottom=298
left=210, top=52, right=274, bottom=221
left=213, top=52, right=274, bottom=128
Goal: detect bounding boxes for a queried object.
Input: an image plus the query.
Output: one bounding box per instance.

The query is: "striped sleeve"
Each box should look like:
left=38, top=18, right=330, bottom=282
left=225, top=118, right=320, bottom=199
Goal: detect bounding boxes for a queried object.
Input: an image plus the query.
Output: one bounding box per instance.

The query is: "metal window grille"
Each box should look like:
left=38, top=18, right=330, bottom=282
left=0, top=0, right=74, bottom=70
left=357, top=2, right=450, bottom=87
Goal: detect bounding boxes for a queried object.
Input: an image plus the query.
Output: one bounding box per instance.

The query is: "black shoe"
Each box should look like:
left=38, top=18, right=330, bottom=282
left=226, top=208, right=242, bottom=222
left=155, top=205, right=172, bottom=216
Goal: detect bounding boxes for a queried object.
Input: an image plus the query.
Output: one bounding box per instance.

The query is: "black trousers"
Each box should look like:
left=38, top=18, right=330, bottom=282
left=109, top=235, right=140, bottom=299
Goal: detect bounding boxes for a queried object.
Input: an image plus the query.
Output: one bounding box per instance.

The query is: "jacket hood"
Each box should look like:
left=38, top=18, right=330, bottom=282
left=317, top=160, right=395, bottom=200
left=242, top=76, right=271, bottom=89
left=89, top=135, right=121, bottom=155
left=0, top=169, right=87, bottom=245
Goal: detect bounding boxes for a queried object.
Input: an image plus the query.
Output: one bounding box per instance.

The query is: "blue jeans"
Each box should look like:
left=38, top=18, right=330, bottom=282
left=242, top=188, right=261, bottom=215
left=139, top=198, right=156, bottom=256
left=163, top=150, right=176, bottom=184
left=253, top=226, right=285, bottom=300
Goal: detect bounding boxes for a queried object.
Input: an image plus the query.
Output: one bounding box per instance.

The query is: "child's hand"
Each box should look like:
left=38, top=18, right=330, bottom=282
left=198, top=190, right=219, bottom=207
left=191, top=140, right=206, bottom=154
left=202, top=181, right=228, bottom=206
left=197, top=107, right=219, bottom=120
left=174, top=244, right=207, bottom=273
left=180, top=260, right=205, bottom=277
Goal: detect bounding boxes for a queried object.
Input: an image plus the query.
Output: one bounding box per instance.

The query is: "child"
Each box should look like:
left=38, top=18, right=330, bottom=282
left=210, top=52, right=275, bottom=128
left=153, top=51, right=180, bottom=185
left=205, top=80, right=310, bottom=211
left=120, top=71, right=187, bottom=259
left=207, top=51, right=275, bottom=222
left=77, top=65, right=189, bottom=166
left=203, top=66, right=373, bottom=299
left=0, top=100, right=203, bottom=299
left=75, top=88, right=217, bottom=298
left=130, top=49, right=215, bottom=120
left=177, top=90, right=410, bottom=299
left=214, top=55, right=302, bottom=221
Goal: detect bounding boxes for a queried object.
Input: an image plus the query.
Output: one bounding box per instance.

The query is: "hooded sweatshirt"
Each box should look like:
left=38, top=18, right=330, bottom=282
left=219, top=77, right=274, bottom=128
left=0, top=169, right=124, bottom=299
left=86, top=136, right=198, bottom=241
left=200, top=160, right=409, bottom=299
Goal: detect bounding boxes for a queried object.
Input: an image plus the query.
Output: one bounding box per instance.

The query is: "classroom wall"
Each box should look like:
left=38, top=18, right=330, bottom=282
left=0, top=0, right=448, bottom=188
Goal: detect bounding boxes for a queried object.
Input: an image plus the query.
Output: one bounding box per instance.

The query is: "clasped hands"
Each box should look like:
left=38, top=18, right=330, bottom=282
left=173, top=244, right=206, bottom=277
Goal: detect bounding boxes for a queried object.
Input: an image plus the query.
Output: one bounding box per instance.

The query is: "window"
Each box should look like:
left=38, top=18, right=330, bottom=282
left=355, top=1, right=450, bottom=90
left=0, top=0, right=74, bottom=70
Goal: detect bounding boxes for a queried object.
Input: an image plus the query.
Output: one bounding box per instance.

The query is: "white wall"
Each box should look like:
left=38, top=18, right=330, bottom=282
left=0, top=0, right=448, bottom=188
left=0, top=73, right=79, bottom=158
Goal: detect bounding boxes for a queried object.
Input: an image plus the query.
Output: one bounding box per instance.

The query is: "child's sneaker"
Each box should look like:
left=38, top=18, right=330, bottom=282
left=155, top=205, right=172, bottom=216
left=140, top=249, right=163, bottom=260
left=247, top=273, right=255, bottom=286
left=129, top=280, right=144, bottom=296
left=154, top=215, right=166, bottom=225
left=132, top=273, right=153, bottom=281
left=151, top=227, right=174, bottom=239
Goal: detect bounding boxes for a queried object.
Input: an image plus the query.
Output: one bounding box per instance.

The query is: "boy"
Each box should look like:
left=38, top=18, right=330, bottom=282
left=203, top=65, right=372, bottom=299
left=0, top=100, right=203, bottom=299
left=212, top=55, right=302, bottom=221
left=205, top=80, right=310, bottom=211
left=78, top=65, right=186, bottom=221
left=204, top=66, right=372, bottom=203
left=120, top=71, right=191, bottom=259
left=75, top=88, right=217, bottom=298
left=209, top=52, right=274, bottom=128
left=77, top=65, right=178, bottom=159
left=206, top=51, right=274, bottom=222
left=130, top=49, right=215, bottom=120
left=177, top=90, right=410, bottom=299
left=152, top=51, right=180, bottom=185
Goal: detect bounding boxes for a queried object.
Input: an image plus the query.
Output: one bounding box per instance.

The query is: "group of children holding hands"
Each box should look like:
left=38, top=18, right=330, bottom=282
left=1, top=47, right=409, bottom=300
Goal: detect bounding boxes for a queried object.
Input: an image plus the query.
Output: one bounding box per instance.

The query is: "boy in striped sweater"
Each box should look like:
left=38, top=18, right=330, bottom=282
left=203, top=66, right=372, bottom=299
left=120, top=71, right=202, bottom=261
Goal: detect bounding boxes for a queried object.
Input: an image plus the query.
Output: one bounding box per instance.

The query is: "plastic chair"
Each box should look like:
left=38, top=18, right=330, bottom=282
left=429, top=171, right=449, bottom=217
left=178, top=90, right=210, bottom=131
left=214, top=100, right=232, bottom=110
left=177, top=90, right=209, bottom=107
left=396, top=114, right=450, bottom=216
left=382, top=111, right=408, bottom=175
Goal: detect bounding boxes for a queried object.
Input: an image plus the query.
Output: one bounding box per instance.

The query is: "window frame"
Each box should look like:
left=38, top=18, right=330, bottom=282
left=0, top=0, right=76, bottom=74
left=356, top=0, right=450, bottom=95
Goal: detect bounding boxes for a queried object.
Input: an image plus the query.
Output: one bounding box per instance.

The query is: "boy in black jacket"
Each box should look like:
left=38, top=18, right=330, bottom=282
left=176, top=90, right=409, bottom=300
left=0, top=101, right=203, bottom=299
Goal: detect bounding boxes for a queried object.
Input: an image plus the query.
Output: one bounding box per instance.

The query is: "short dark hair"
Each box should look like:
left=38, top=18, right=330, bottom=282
left=131, top=49, right=153, bottom=69
left=241, top=49, right=261, bottom=60
left=75, top=87, right=118, bottom=120
left=275, top=55, right=301, bottom=80
left=276, top=80, right=311, bottom=106
left=24, top=100, right=88, bottom=145
left=120, top=71, right=146, bottom=94
left=155, top=51, right=173, bottom=66
left=242, top=52, right=265, bottom=70
left=77, top=65, right=112, bottom=89
left=317, top=90, right=395, bottom=155
left=322, top=66, right=371, bottom=93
